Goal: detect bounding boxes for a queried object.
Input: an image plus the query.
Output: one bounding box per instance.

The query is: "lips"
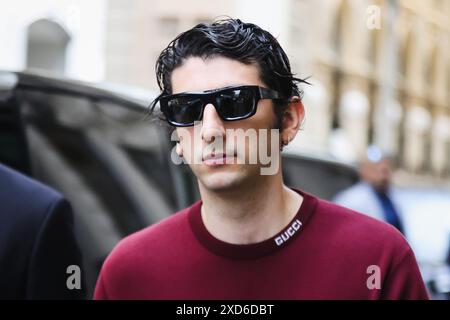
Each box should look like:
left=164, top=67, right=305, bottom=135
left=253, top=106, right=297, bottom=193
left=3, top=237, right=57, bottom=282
left=202, top=152, right=236, bottom=166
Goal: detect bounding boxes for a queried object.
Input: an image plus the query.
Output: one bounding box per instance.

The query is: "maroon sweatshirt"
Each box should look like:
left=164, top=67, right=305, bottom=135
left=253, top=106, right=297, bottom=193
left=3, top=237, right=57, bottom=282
left=94, top=189, right=429, bottom=300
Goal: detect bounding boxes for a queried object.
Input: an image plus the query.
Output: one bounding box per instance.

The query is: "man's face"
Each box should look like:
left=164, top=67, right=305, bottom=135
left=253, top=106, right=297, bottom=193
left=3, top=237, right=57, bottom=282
left=171, top=56, right=280, bottom=192
left=361, top=158, right=392, bottom=193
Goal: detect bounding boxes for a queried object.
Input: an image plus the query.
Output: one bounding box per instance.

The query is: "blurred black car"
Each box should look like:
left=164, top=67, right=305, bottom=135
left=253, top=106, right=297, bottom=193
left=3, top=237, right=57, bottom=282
left=0, top=71, right=359, bottom=298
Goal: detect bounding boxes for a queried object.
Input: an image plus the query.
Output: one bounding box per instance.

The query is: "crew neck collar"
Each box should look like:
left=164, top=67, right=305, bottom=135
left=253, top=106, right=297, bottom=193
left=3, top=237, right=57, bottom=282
left=188, top=188, right=318, bottom=260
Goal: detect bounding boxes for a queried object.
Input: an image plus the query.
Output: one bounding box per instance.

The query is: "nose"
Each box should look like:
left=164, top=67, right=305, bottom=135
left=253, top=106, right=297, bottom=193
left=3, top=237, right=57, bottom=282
left=200, top=103, right=225, bottom=143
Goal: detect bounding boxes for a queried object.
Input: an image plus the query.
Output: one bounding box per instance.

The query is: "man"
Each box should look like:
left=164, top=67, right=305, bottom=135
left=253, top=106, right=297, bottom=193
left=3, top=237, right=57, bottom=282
left=0, top=163, right=85, bottom=299
left=94, top=19, right=428, bottom=299
left=333, top=145, right=405, bottom=234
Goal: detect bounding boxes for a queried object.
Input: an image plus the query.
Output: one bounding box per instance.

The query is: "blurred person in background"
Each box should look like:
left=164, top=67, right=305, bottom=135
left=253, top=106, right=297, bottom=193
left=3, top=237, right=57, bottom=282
left=333, top=145, right=404, bottom=235
left=94, top=18, right=428, bottom=300
left=0, top=163, right=85, bottom=299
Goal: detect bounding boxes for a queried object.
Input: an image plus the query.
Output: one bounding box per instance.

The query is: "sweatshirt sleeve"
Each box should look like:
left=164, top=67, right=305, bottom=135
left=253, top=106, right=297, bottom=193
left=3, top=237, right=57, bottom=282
left=381, top=246, right=430, bottom=300
left=94, top=273, right=109, bottom=300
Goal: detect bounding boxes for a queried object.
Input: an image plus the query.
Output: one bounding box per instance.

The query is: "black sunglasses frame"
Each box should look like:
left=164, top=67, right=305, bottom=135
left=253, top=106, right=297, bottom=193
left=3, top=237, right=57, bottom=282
left=159, top=85, right=286, bottom=127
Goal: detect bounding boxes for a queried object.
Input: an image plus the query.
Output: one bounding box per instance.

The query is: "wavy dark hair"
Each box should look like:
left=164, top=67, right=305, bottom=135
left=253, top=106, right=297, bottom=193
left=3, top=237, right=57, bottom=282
left=148, top=18, right=309, bottom=130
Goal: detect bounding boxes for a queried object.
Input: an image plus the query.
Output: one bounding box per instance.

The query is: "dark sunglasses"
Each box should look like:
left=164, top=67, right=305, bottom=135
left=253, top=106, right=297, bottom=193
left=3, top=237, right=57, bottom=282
left=159, top=85, right=286, bottom=127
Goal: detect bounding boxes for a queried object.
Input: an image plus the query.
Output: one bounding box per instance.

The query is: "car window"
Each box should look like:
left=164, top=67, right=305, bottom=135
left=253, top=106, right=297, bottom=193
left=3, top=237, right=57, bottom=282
left=283, top=154, right=359, bottom=200
left=6, top=88, right=179, bottom=297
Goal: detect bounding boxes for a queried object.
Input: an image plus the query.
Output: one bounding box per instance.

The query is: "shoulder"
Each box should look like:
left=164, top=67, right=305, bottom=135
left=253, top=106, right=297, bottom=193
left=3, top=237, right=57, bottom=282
left=0, top=164, right=64, bottom=211
left=0, top=164, right=68, bottom=233
left=99, top=203, right=196, bottom=272
left=310, top=197, right=427, bottom=299
left=312, top=197, right=411, bottom=258
left=96, top=204, right=199, bottom=298
left=116, top=204, right=193, bottom=250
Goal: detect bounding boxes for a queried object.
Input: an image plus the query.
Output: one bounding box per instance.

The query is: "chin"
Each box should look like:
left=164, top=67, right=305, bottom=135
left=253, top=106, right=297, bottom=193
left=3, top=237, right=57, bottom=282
left=198, top=171, right=245, bottom=192
left=194, top=164, right=259, bottom=193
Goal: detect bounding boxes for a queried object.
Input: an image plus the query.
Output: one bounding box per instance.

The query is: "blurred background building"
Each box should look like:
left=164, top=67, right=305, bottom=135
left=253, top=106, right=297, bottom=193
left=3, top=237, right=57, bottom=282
left=0, top=0, right=107, bottom=81
left=1, top=0, right=448, bottom=180
left=103, top=0, right=450, bottom=180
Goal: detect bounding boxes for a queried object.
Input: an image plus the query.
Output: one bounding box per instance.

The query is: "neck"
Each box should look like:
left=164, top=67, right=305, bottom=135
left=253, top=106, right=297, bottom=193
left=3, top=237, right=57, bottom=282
left=198, top=172, right=303, bottom=245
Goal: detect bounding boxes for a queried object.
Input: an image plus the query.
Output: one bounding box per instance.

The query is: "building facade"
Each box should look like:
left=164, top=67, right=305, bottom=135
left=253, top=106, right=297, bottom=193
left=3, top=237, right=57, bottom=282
left=1, top=0, right=447, bottom=177
left=0, top=0, right=107, bottom=81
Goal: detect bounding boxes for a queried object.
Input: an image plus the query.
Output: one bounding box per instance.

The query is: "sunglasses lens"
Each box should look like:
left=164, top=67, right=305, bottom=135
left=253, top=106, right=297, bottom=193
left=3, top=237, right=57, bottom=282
left=165, top=97, right=203, bottom=125
left=161, top=87, right=260, bottom=126
left=216, top=89, right=255, bottom=120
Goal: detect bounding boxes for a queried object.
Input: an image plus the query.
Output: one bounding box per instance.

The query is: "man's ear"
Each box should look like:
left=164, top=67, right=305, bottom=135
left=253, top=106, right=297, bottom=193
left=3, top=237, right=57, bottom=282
left=281, top=96, right=305, bottom=144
